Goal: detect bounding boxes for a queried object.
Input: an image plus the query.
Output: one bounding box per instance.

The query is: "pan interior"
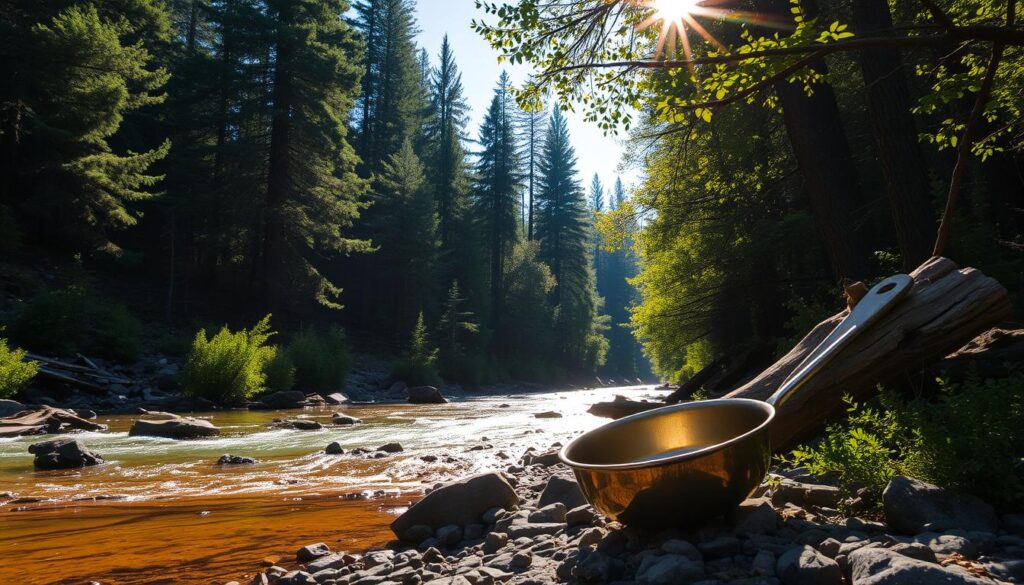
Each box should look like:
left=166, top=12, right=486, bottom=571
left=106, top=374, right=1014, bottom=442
left=564, top=400, right=772, bottom=468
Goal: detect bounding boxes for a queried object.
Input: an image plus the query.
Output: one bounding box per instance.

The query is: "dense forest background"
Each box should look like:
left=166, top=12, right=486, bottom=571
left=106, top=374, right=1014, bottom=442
left=0, top=0, right=651, bottom=386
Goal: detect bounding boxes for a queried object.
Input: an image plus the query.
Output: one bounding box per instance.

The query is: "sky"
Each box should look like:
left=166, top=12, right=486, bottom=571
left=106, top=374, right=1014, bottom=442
left=414, top=1, right=642, bottom=199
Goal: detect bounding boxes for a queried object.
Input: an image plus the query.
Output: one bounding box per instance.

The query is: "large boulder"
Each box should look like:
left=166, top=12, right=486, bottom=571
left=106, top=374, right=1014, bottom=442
left=255, top=391, right=307, bottom=409
left=29, top=438, right=104, bottom=470
left=129, top=413, right=220, bottom=439
left=777, top=545, right=842, bottom=585
left=849, top=547, right=991, bottom=584
left=538, top=474, right=587, bottom=510
left=407, top=386, right=447, bottom=404
left=883, top=475, right=997, bottom=534
left=390, top=472, right=518, bottom=540
left=324, top=393, right=349, bottom=405
left=0, top=399, right=26, bottom=418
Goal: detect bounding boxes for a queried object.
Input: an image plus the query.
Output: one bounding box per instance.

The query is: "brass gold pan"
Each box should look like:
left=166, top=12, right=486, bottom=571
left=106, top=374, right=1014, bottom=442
left=559, top=274, right=914, bottom=529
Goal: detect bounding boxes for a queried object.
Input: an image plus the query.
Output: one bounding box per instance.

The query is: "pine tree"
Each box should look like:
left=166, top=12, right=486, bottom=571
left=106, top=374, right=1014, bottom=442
left=0, top=2, right=170, bottom=254
left=474, top=71, right=522, bottom=329
left=371, top=139, right=439, bottom=341
left=256, top=0, right=369, bottom=312
left=437, top=280, right=479, bottom=375
left=515, top=103, right=547, bottom=240
left=535, top=106, right=607, bottom=372
left=589, top=174, right=605, bottom=212
left=394, top=311, right=441, bottom=386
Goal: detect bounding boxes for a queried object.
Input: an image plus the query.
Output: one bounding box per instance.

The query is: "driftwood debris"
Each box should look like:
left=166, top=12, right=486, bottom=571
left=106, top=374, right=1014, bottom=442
left=0, top=406, right=108, bottom=438
left=589, top=257, right=1011, bottom=452
left=27, top=353, right=133, bottom=392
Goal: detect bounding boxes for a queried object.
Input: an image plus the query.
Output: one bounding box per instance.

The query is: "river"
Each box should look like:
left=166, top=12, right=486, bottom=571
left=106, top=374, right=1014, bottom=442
left=0, top=386, right=658, bottom=585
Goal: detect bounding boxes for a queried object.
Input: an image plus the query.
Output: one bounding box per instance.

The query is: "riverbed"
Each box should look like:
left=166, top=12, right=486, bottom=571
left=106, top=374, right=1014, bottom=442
left=0, top=386, right=659, bottom=584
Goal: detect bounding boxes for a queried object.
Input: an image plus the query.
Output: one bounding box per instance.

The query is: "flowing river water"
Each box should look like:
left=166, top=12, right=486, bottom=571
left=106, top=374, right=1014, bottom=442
left=1, top=386, right=658, bottom=585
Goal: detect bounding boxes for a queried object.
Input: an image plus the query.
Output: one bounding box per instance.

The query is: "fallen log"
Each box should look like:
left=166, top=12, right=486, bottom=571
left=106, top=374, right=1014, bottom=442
left=922, top=326, right=1024, bottom=382
left=0, top=406, right=108, bottom=438
left=588, top=257, right=1011, bottom=451
left=727, top=256, right=1010, bottom=451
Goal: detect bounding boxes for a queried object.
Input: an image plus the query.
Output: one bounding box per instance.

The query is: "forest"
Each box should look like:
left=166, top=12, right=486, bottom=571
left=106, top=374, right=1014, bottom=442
left=0, top=0, right=650, bottom=387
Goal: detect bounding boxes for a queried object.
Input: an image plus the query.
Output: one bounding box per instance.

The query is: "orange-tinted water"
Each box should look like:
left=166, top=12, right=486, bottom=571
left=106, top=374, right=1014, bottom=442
left=0, top=387, right=655, bottom=584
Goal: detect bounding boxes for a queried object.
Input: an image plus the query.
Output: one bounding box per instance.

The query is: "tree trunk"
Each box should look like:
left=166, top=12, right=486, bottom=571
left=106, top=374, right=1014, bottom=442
left=851, top=0, right=936, bottom=270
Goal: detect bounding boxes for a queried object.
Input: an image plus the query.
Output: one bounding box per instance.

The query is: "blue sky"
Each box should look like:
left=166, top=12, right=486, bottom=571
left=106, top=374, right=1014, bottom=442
left=414, top=1, right=641, bottom=199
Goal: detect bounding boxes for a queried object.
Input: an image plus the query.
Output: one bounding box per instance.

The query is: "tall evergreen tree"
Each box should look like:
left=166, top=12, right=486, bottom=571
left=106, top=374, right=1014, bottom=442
left=256, top=0, right=369, bottom=313
left=535, top=106, right=607, bottom=371
left=515, top=103, right=547, bottom=240
left=0, top=2, right=170, bottom=254
left=474, top=71, right=522, bottom=329
left=589, top=174, right=605, bottom=212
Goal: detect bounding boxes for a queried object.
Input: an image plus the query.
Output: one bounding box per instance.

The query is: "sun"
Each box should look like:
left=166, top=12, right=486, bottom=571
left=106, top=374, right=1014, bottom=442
left=651, top=0, right=700, bottom=24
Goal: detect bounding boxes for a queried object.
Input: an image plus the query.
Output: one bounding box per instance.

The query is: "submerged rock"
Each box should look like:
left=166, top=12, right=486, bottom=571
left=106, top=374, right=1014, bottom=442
left=274, top=419, right=322, bottom=431
left=377, top=442, right=403, bottom=453
left=128, top=413, right=219, bottom=439
left=29, top=438, right=105, bottom=470
left=534, top=411, right=562, bottom=419
left=331, top=413, right=361, bottom=425
left=217, top=454, right=256, bottom=465
left=883, top=475, right=997, bottom=534
left=325, top=441, right=345, bottom=455
left=408, top=386, right=447, bottom=404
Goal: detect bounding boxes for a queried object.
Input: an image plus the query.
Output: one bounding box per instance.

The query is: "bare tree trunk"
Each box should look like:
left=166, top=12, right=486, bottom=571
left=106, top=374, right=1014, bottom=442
left=851, top=0, right=936, bottom=269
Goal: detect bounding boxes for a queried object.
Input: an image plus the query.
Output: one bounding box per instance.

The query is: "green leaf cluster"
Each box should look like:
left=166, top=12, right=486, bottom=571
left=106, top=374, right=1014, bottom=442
left=180, top=315, right=277, bottom=404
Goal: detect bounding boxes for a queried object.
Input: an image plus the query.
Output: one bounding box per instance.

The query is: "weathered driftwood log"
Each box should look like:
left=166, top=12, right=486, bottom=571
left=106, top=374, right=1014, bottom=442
left=727, top=256, right=1010, bottom=451
left=0, top=406, right=108, bottom=438
left=588, top=257, right=1011, bottom=450
left=922, top=327, right=1024, bottom=382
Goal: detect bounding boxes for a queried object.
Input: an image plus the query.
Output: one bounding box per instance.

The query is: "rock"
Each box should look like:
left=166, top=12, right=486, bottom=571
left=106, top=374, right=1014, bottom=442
left=258, top=390, right=308, bottom=409
left=772, top=479, right=841, bottom=508
left=217, top=454, right=257, bottom=465
left=984, top=557, right=1024, bottom=583
left=733, top=497, right=779, bottom=534
left=464, top=523, right=484, bottom=540
left=509, top=551, right=532, bottom=569
left=0, top=399, right=26, bottom=417
left=537, top=475, right=587, bottom=510
left=484, top=532, right=508, bottom=554
left=276, top=419, right=322, bottom=430
left=325, top=442, right=345, bottom=455
left=816, top=538, right=842, bottom=558
left=391, top=472, right=518, bottom=539
left=566, top=505, right=597, bottom=527
left=578, top=527, right=605, bottom=547
left=128, top=413, right=220, bottom=439
left=296, top=543, right=331, bottom=562
left=636, top=554, right=705, bottom=584
left=776, top=545, right=842, bottom=585
left=1003, top=513, right=1024, bottom=534
left=332, top=413, right=361, bottom=425
left=887, top=543, right=937, bottom=564
left=752, top=550, right=776, bottom=576
left=661, top=539, right=702, bottom=562
left=528, top=503, right=567, bottom=524
left=882, top=476, right=997, bottom=534
left=575, top=552, right=625, bottom=582
left=913, top=532, right=978, bottom=560
left=279, top=570, right=317, bottom=585
left=408, top=386, right=447, bottom=404
left=849, top=547, right=990, bottom=584
left=507, top=523, right=563, bottom=538
left=534, top=411, right=562, bottom=419
left=325, top=392, right=349, bottom=405
left=28, top=438, right=104, bottom=470
left=306, top=553, right=349, bottom=573
left=378, top=442, right=404, bottom=453
left=403, top=524, right=433, bottom=544
left=523, top=450, right=561, bottom=467
left=698, top=536, right=742, bottom=559
left=436, top=524, right=463, bottom=547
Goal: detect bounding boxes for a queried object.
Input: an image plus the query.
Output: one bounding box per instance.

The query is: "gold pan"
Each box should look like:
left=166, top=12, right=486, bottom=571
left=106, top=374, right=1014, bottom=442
left=559, top=274, right=914, bottom=528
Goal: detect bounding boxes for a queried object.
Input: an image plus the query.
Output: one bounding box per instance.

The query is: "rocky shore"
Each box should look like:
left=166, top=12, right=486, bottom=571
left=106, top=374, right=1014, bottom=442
left=233, top=449, right=1024, bottom=585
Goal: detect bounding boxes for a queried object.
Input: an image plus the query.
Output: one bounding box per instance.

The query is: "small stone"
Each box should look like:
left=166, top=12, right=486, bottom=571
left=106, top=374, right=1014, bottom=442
left=528, top=502, right=566, bottom=524
left=887, top=542, right=937, bottom=564
left=537, top=475, right=587, bottom=510
left=378, top=442, right=404, bottom=453
left=297, top=543, right=331, bottom=562
left=509, top=551, right=532, bottom=569
left=332, top=413, right=362, bottom=425
left=661, top=539, right=702, bottom=562
left=565, top=505, right=596, bottom=527
left=577, top=527, right=605, bottom=547
left=404, top=525, right=434, bottom=544
left=816, top=538, right=842, bottom=558
left=732, top=497, right=779, bottom=534
left=464, top=523, right=484, bottom=540
left=481, top=507, right=504, bottom=524
left=436, top=524, right=463, bottom=547
left=507, top=522, right=562, bottom=538
left=534, top=411, right=562, bottom=419
left=752, top=550, right=776, bottom=576
left=326, top=441, right=346, bottom=455
left=636, top=554, right=705, bottom=584
left=698, top=536, right=742, bottom=559
left=408, top=386, right=447, bottom=404
left=772, top=479, right=841, bottom=508
left=279, top=570, right=317, bottom=585
left=776, top=545, right=842, bottom=585
left=484, top=532, right=508, bottom=554
left=217, top=454, right=257, bottom=465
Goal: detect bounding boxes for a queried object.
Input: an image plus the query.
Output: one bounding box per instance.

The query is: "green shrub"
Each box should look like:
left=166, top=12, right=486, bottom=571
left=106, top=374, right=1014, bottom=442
left=285, top=326, right=350, bottom=392
left=180, top=315, right=277, bottom=405
left=264, top=349, right=296, bottom=393
left=393, top=312, right=441, bottom=387
left=784, top=372, right=1024, bottom=511
left=9, top=283, right=142, bottom=362
left=0, top=337, right=37, bottom=399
